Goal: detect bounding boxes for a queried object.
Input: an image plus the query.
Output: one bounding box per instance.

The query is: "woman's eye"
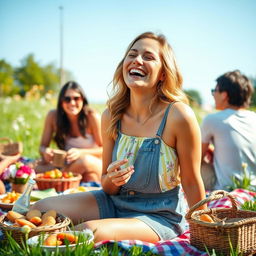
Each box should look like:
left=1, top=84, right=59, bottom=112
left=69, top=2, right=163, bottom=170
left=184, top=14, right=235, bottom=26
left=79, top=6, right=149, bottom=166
left=128, top=53, right=136, bottom=57
left=144, top=55, right=154, bottom=60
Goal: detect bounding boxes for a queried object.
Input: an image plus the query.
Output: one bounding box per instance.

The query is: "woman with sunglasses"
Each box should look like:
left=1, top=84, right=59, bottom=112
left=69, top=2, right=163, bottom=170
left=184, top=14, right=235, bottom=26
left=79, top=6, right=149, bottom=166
left=37, top=81, right=102, bottom=183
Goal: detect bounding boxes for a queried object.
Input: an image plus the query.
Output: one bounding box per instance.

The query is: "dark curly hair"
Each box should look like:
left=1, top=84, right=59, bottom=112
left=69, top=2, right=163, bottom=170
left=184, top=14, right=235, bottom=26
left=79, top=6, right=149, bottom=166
left=216, top=70, right=254, bottom=108
left=54, top=81, right=91, bottom=149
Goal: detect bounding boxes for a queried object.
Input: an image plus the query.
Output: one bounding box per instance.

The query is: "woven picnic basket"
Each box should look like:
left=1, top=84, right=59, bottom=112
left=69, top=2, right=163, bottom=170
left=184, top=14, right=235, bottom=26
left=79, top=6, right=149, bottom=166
left=35, top=173, right=82, bottom=192
left=0, top=137, right=23, bottom=155
left=185, top=190, right=256, bottom=255
left=0, top=212, right=71, bottom=244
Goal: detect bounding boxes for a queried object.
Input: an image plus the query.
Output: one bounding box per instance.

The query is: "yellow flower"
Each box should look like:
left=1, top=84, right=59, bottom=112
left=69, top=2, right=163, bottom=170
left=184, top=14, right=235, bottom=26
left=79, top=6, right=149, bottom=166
left=242, top=163, right=248, bottom=169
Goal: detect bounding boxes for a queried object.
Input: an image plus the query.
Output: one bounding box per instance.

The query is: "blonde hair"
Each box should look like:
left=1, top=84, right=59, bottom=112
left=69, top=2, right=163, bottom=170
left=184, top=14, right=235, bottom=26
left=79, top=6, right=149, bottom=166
left=107, top=32, right=188, bottom=139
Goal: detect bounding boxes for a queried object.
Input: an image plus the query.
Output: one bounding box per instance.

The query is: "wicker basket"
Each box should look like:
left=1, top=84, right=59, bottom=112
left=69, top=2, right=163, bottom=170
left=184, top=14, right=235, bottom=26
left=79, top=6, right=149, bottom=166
left=0, top=137, right=23, bottom=156
left=0, top=212, right=71, bottom=244
left=186, top=190, right=256, bottom=255
left=35, top=173, right=82, bottom=192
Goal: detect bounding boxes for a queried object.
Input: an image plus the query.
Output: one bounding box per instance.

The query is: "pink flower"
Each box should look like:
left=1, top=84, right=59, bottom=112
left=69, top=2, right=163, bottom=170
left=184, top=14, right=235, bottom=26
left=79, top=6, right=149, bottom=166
left=16, top=169, right=25, bottom=177
left=19, top=165, right=33, bottom=175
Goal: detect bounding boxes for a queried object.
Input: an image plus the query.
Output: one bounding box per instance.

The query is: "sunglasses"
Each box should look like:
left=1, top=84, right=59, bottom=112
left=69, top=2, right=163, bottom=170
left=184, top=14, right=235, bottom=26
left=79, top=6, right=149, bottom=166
left=63, top=96, right=82, bottom=103
left=211, top=88, right=219, bottom=95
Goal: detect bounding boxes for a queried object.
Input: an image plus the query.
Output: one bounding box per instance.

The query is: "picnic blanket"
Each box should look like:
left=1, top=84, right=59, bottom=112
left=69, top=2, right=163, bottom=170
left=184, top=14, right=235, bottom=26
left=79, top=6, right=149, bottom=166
left=94, top=189, right=256, bottom=255
left=0, top=188, right=255, bottom=255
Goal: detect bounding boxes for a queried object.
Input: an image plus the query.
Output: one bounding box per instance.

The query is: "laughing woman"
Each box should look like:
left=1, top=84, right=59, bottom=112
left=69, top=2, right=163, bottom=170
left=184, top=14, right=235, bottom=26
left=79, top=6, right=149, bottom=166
left=33, top=32, right=206, bottom=243
left=36, top=81, right=102, bottom=183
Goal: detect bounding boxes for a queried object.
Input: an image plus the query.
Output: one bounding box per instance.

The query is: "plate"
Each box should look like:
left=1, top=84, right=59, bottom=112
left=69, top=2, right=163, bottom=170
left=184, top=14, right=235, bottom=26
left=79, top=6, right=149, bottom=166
left=0, top=194, right=35, bottom=210
left=27, top=230, right=94, bottom=252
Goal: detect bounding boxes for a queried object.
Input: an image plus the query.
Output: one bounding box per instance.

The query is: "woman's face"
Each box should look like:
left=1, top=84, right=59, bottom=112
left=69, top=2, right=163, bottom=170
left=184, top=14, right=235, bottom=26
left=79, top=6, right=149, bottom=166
left=122, top=38, right=164, bottom=91
left=61, top=89, right=83, bottom=116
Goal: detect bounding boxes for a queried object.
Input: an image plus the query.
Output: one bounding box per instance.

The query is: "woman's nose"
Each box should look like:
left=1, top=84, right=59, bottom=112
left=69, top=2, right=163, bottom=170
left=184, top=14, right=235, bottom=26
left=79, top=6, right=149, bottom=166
left=132, top=55, right=143, bottom=64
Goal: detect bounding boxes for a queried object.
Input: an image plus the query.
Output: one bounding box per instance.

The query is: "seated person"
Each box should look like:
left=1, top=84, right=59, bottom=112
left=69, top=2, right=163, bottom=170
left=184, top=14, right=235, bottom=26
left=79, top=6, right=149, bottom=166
left=35, top=81, right=103, bottom=183
left=32, top=32, right=206, bottom=243
left=0, top=153, right=21, bottom=194
left=201, top=70, right=256, bottom=190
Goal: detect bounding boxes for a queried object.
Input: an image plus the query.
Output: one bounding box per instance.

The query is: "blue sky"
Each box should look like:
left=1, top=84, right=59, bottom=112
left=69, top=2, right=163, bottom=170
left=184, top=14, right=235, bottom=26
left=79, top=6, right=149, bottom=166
left=1, top=0, right=256, bottom=106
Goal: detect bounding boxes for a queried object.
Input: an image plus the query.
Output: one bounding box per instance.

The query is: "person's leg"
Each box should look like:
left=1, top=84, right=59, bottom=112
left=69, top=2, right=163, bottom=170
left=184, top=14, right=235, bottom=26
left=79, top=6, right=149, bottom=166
left=64, top=155, right=102, bottom=182
left=75, top=218, right=160, bottom=243
left=31, top=191, right=100, bottom=224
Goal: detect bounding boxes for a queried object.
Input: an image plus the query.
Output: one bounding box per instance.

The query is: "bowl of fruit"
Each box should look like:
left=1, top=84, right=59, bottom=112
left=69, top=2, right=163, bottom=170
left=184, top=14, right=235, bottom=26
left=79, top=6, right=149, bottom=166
left=27, top=229, right=94, bottom=252
left=35, top=169, right=82, bottom=192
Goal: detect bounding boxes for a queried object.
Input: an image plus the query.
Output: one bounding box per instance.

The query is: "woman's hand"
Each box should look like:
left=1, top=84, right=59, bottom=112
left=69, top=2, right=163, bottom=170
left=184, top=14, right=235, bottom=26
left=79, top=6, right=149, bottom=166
left=42, top=148, right=54, bottom=163
left=66, top=148, right=81, bottom=164
left=106, top=159, right=134, bottom=186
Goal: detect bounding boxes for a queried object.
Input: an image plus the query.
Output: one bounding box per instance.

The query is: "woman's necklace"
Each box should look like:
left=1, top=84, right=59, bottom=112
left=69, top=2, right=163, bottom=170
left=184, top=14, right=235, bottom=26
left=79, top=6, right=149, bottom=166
left=140, top=111, right=154, bottom=125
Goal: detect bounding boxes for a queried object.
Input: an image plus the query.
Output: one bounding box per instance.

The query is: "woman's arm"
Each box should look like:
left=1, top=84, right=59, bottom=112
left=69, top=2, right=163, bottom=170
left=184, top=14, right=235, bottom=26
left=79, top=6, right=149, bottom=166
left=171, top=103, right=206, bottom=210
left=100, top=109, right=134, bottom=195
left=0, top=153, right=21, bottom=175
left=39, top=110, right=56, bottom=163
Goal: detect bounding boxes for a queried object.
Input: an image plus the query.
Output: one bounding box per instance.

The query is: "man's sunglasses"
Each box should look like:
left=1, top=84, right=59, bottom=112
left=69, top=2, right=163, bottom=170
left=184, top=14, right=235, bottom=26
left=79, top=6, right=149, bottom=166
left=211, top=88, right=219, bottom=95
left=63, top=96, right=82, bottom=103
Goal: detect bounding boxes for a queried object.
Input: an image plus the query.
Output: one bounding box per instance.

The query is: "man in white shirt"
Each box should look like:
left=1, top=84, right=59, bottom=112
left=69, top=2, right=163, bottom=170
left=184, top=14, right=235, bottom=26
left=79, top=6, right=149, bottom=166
left=201, top=70, right=256, bottom=190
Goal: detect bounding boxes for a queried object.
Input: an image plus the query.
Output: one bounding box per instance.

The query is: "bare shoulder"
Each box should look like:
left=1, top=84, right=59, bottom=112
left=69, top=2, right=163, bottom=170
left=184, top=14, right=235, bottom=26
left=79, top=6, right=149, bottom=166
left=101, top=108, right=111, bottom=124
left=169, top=102, right=197, bottom=124
left=87, top=108, right=101, bottom=121
left=46, top=109, right=57, bottom=122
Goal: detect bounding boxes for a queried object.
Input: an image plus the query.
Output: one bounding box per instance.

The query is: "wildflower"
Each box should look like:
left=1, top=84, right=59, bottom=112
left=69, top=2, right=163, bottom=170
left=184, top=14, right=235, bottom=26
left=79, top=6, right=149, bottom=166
left=12, top=121, right=19, bottom=131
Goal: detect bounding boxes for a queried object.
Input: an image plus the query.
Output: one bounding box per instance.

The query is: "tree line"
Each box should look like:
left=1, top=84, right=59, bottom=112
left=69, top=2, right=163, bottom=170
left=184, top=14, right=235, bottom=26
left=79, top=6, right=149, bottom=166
left=0, top=54, right=73, bottom=97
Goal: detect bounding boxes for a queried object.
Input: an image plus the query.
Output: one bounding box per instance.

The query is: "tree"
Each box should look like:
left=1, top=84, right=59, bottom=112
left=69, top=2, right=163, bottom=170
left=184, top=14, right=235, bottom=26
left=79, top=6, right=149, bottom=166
left=184, top=89, right=202, bottom=106
left=14, top=54, right=60, bottom=94
left=0, top=59, right=19, bottom=96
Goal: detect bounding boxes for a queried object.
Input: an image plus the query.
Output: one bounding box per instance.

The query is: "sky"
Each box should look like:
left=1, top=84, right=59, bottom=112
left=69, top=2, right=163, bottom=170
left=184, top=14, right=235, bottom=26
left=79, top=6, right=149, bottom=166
left=1, top=0, right=256, bottom=106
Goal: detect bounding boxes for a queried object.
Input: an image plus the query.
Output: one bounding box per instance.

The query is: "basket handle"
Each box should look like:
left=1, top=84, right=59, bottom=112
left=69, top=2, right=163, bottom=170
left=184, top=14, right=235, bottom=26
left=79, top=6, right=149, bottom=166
left=0, top=137, right=12, bottom=143
left=186, top=190, right=238, bottom=219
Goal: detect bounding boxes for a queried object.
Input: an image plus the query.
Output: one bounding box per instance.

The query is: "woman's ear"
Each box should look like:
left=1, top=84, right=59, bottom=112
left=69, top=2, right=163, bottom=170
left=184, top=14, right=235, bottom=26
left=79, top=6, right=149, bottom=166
left=160, top=72, right=166, bottom=82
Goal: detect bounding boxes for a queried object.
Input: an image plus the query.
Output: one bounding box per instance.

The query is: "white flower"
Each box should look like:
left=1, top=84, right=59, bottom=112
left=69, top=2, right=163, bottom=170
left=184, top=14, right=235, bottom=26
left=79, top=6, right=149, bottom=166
left=9, top=164, right=18, bottom=178
left=12, top=121, right=19, bottom=131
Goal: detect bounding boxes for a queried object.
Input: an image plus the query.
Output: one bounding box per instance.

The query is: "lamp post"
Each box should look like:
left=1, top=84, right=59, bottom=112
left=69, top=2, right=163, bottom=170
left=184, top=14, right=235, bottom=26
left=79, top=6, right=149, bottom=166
left=59, top=6, right=64, bottom=87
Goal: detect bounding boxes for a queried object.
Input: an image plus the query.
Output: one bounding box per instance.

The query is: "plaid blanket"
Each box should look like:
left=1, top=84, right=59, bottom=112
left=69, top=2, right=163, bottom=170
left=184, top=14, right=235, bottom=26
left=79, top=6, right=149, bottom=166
left=0, top=189, right=255, bottom=255
left=94, top=189, right=256, bottom=255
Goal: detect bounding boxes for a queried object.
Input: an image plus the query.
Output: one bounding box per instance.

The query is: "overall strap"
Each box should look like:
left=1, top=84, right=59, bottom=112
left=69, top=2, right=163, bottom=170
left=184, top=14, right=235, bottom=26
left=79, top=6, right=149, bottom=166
left=117, top=120, right=121, bottom=131
left=156, top=102, right=176, bottom=137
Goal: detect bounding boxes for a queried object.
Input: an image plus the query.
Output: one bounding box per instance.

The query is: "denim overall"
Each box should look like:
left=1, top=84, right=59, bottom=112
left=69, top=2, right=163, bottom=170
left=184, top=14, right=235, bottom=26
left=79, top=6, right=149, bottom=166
left=92, top=104, right=187, bottom=240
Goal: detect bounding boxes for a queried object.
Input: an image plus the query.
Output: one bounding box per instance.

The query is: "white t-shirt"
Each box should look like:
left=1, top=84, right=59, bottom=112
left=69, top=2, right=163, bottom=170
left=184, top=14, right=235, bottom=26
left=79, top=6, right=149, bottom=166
left=201, top=109, right=256, bottom=190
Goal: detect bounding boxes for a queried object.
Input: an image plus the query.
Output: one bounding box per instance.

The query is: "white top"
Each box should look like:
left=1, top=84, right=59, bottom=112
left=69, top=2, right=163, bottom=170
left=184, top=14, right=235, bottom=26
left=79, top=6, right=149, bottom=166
left=201, top=109, right=256, bottom=190
left=65, top=134, right=97, bottom=151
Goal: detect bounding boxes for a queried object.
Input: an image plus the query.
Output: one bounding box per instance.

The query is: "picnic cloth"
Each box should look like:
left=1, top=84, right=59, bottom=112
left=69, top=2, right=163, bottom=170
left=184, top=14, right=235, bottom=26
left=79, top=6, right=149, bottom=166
left=94, top=188, right=256, bottom=255
left=0, top=188, right=255, bottom=255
